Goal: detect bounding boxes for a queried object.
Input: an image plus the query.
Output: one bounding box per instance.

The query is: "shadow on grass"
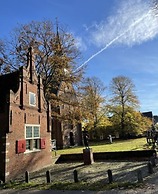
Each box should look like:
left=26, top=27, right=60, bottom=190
left=0, top=180, right=143, bottom=191
left=29, top=163, right=85, bottom=181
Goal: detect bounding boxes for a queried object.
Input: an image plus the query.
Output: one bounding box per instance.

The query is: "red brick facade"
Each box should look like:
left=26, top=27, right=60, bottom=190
left=52, top=82, right=82, bottom=149
left=0, top=47, right=52, bottom=182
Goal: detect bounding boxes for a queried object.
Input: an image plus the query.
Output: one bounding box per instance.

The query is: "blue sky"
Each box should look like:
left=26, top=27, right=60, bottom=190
left=1, top=0, right=158, bottom=115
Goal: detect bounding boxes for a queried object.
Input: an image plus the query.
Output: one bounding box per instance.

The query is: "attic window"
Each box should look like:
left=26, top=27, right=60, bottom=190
left=29, top=92, right=36, bottom=106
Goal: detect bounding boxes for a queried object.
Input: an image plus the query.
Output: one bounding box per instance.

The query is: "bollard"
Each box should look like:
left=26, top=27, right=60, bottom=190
left=25, top=171, right=29, bottom=183
left=148, top=161, right=153, bottom=174
left=46, top=170, right=51, bottom=183
left=107, top=169, right=113, bottom=183
left=137, top=169, right=143, bottom=183
left=73, top=170, right=79, bottom=183
left=150, top=156, right=156, bottom=167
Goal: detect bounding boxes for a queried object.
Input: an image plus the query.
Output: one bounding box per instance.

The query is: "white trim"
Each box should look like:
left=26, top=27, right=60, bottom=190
left=25, top=124, right=40, bottom=127
left=25, top=124, right=40, bottom=139
left=25, top=124, right=40, bottom=152
left=24, top=149, right=41, bottom=154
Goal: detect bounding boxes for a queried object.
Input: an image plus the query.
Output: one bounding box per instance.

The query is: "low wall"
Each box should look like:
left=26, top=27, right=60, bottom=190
left=55, top=150, right=156, bottom=164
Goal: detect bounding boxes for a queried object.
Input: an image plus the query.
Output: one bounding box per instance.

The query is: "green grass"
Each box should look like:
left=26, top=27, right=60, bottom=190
left=0, top=180, right=144, bottom=191
left=55, top=137, right=151, bottom=155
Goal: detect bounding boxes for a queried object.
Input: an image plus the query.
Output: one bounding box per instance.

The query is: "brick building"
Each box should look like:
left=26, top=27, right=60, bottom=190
left=52, top=82, right=82, bottom=149
left=0, top=47, right=52, bottom=182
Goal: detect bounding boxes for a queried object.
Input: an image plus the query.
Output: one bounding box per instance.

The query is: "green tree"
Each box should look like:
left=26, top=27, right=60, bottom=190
left=109, top=76, right=139, bottom=137
left=109, top=107, right=152, bottom=138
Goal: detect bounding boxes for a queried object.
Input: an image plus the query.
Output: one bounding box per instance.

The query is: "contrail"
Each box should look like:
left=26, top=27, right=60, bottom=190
left=75, top=2, right=158, bottom=72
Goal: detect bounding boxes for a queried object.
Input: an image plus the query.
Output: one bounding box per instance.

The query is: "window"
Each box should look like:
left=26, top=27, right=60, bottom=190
left=25, top=125, right=40, bottom=151
left=29, top=92, right=36, bottom=106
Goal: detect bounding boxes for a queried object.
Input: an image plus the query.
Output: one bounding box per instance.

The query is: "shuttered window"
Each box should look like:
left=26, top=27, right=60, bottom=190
left=25, top=125, right=40, bottom=151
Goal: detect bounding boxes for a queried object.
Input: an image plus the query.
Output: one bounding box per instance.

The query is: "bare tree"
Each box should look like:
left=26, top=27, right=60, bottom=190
left=109, top=75, right=139, bottom=137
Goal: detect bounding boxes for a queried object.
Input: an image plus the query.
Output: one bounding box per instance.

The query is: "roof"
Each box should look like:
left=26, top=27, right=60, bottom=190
left=0, top=70, right=20, bottom=94
left=142, top=111, right=153, bottom=119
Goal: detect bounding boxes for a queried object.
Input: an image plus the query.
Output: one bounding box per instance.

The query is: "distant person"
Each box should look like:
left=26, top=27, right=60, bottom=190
left=83, top=131, right=89, bottom=149
left=70, top=131, right=75, bottom=146
left=109, top=135, right=113, bottom=144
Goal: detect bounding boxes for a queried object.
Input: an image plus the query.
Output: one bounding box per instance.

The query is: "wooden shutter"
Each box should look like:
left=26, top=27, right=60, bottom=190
left=16, top=139, right=26, bottom=153
left=40, top=138, right=46, bottom=149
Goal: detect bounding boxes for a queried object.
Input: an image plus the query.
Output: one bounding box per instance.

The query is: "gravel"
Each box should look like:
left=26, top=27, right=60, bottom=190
left=4, top=157, right=158, bottom=193
left=17, top=160, right=149, bottom=184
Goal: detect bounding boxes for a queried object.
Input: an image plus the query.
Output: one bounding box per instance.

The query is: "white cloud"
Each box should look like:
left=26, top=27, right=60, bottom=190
left=83, top=22, right=98, bottom=32
left=74, top=36, right=87, bottom=51
left=77, top=0, right=158, bottom=70
left=90, top=0, right=158, bottom=47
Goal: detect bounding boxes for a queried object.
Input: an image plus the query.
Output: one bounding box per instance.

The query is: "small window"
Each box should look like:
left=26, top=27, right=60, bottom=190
left=29, top=92, right=36, bottom=106
left=25, top=125, right=40, bottom=151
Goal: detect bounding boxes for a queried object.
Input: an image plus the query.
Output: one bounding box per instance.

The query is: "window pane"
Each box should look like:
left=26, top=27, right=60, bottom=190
left=26, top=126, right=32, bottom=138
left=29, top=93, right=36, bottom=106
left=26, top=139, right=31, bottom=150
left=34, top=127, right=39, bottom=137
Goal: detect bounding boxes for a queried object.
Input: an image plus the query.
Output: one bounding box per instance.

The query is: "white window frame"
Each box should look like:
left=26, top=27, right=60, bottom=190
left=25, top=124, right=40, bottom=153
left=29, top=92, right=36, bottom=106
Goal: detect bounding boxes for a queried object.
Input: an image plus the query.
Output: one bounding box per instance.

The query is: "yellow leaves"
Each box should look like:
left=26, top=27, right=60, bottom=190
left=98, top=116, right=112, bottom=127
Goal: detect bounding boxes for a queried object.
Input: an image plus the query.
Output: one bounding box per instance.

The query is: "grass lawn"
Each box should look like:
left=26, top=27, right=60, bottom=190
left=55, top=137, right=151, bottom=155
